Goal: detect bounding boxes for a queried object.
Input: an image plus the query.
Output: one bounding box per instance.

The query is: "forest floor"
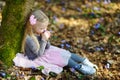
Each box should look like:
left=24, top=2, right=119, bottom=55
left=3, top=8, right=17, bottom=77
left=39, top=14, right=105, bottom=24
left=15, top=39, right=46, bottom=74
left=0, top=0, right=120, bottom=80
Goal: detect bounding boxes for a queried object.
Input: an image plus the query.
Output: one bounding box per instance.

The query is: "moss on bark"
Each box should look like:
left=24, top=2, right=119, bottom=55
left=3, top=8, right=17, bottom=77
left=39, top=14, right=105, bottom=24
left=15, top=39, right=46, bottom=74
left=0, top=0, right=34, bottom=67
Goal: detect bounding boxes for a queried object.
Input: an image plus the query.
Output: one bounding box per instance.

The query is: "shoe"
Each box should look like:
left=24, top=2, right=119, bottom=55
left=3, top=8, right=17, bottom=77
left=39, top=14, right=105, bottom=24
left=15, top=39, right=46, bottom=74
left=74, top=64, right=96, bottom=75
left=82, top=58, right=98, bottom=70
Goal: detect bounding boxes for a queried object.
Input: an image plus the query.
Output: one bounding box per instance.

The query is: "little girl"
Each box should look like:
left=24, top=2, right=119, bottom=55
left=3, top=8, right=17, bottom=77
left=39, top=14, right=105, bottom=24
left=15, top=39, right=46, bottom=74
left=13, top=9, right=98, bottom=75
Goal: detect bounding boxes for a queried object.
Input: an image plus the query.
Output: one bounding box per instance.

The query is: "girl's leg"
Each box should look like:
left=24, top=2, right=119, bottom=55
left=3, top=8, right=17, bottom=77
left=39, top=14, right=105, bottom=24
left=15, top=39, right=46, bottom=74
left=67, top=58, right=96, bottom=75
left=70, top=53, right=98, bottom=69
left=70, top=53, right=85, bottom=63
left=71, top=53, right=98, bottom=69
left=67, top=57, right=81, bottom=68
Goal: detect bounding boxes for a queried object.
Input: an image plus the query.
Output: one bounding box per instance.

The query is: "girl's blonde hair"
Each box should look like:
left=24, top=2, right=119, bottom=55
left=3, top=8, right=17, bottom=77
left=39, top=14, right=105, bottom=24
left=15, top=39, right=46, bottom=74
left=21, top=9, right=49, bottom=53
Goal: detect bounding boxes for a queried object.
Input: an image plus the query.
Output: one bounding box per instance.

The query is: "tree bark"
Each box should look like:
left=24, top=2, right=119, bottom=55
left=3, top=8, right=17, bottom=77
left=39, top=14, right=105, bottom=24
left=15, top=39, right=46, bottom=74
left=0, top=0, right=34, bottom=66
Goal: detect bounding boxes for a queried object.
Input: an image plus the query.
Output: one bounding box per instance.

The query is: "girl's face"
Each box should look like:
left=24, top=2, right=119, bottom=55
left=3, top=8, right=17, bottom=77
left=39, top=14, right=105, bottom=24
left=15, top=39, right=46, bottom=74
left=32, top=21, right=48, bottom=35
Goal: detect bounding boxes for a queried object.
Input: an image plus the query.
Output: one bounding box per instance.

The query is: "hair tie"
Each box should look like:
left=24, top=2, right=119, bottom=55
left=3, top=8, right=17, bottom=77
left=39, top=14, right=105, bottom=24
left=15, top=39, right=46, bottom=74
left=29, top=15, right=37, bottom=25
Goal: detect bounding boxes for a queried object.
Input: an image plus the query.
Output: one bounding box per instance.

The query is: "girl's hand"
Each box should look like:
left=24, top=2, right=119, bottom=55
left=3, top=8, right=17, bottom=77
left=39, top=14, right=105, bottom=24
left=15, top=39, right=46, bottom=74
left=42, top=30, right=51, bottom=41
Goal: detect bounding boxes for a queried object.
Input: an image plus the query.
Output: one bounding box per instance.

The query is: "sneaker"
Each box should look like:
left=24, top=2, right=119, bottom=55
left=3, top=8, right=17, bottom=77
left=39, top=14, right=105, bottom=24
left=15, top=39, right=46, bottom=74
left=75, top=64, right=96, bottom=75
left=82, top=58, right=98, bottom=70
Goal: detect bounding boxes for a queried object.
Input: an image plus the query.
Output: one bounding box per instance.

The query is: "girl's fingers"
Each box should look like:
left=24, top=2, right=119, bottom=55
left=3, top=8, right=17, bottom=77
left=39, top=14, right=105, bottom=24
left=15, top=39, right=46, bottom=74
left=45, top=31, right=51, bottom=37
left=42, top=31, right=51, bottom=40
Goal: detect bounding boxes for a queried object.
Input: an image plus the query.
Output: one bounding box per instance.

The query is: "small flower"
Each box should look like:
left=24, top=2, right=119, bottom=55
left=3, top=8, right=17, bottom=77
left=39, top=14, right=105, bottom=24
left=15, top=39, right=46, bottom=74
left=16, top=72, right=19, bottom=77
left=61, top=1, right=65, bottom=6
left=70, top=68, right=75, bottom=72
left=53, top=15, right=59, bottom=23
left=85, top=4, right=89, bottom=8
left=60, top=44, right=64, bottom=48
left=49, top=30, right=53, bottom=33
left=76, top=7, right=82, bottom=12
left=62, top=7, right=66, bottom=12
left=105, top=63, right=110, bottom=69
left=61, top=40, right=66, bottom=43
left=59, top=24, right=64, bottom=29
left=96, top=0, right=100, bottom=3
left=89, top=12, right=96, bottom=18
left=93, top=7, right=100, bottom=11
left=95, top=47, right=101, bottom=51
left=99, top=17, right=104, bottom=23
left=0, top=71, right=6, bottom=78
left=118, top=32, right=120, bottom=35
left=41, top=77, right=45, bottom=80
left=108, top=0, right=111, bottom=3
left=29, top=15, right=37, bottom=25
left=90, top=30, right=95, bottom=35
left=104, top=0, right=108, bottom=4
left=46, top=0, right=51, bottom=3
left=66, top=43, right=71, bottom=48
left=94, top=23, right=100, bottom=29
left=20, top=73, right=24, bottom=78
left=100, top=46, right=104, bottom=51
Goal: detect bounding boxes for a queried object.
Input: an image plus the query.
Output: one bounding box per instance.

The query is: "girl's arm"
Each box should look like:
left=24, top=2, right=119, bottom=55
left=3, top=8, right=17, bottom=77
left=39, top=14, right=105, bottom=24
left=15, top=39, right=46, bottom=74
left=37, top=30, right=51, bottom=56
left=37, top=36, right=50, bottom=49
left=45, top=41, right=50, bottom=49
left=37, top=39, right=47, bottom=56
left=26, top=35, right=47, bottom=57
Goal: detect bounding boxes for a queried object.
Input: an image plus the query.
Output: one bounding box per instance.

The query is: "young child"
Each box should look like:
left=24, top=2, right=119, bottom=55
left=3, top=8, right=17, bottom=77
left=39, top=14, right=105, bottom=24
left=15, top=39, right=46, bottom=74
left=13, top=9, right=98, bottom=75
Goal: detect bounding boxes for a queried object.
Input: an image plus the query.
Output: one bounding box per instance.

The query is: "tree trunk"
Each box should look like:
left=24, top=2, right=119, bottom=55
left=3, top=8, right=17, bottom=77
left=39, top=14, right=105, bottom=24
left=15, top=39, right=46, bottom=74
left=0, top=0, right=34, bottom=66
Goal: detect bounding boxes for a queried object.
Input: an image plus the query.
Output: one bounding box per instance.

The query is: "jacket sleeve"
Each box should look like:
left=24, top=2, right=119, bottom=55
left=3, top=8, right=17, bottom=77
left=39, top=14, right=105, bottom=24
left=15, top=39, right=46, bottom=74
left=45, top=41, right=51, bottom=49
left=38, top=39, right=48, bottom=56
left=26, top=36, right=47, bottom=57
left=37, top=35, right=51, bottom=49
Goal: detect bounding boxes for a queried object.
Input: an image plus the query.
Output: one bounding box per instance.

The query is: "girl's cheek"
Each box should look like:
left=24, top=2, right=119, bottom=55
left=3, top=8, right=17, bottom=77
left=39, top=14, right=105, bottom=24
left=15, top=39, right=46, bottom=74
left=35, top=29, right=42, bottom=34
left=39, top=30, right=43, bottom=34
